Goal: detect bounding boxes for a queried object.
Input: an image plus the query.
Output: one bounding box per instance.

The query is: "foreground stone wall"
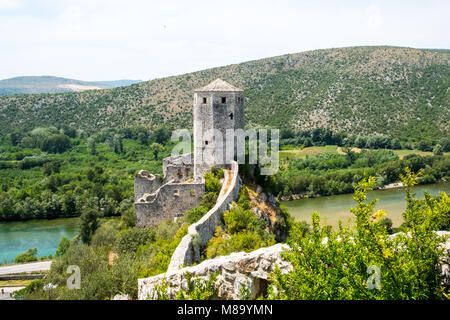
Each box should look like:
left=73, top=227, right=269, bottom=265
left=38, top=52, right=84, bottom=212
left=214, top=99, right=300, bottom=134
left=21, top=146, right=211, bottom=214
left=135, top=180, right=205, bottom=228
left=138, top=230, right=450, bottom=300
left=167, top=161, right=241, bottom=270
left=138, top=243, right=292, bottom=300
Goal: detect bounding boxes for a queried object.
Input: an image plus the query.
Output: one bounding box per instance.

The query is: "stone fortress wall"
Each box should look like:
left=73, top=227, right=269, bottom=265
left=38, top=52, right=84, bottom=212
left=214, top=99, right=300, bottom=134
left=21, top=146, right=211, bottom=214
left=137, top=160, right=293, bottom=300
left=134, top=179, right=205, bottom=228
left=163, top=152, right=194, bottom=183
left=134, top=171, right=162, bottom=202
left=134, top=152, right=205, bottom=228
left=167, top=160, right=241, bottom=271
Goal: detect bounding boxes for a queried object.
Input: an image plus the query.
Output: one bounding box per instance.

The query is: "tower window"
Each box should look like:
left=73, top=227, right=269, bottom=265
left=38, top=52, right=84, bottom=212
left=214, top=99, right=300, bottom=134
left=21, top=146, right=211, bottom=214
left=205, top=141, right=208, bottom=145
left=202, top=97, right=207, bottom=104
left=221, top=97, right=226, bottom=103
left=229, top=112, right=234, bottom=120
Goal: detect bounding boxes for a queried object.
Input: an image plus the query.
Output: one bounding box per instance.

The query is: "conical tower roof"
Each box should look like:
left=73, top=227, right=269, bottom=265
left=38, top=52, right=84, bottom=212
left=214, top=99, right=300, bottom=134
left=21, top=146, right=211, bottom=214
left=194, top=78, right=243, bottom=92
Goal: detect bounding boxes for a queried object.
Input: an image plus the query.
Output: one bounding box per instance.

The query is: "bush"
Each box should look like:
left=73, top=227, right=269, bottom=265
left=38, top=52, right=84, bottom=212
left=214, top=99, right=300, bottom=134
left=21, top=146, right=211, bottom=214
left=204, top=172, right=221, bottom=193
left=269, top=170, right=450, bottom=300
left=14, top=248, right=38, bottom=263
left=90, top=221, right=120, bottom=247
left=185, top=206, right=208, bottom=224
left=114, top=227, right=155, bottom=255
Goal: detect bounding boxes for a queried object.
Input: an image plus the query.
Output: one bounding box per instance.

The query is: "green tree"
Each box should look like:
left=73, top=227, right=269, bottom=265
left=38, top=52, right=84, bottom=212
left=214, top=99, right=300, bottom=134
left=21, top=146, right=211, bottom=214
left=150, top=142, right=164, bottom=160
left=55, top=237, right=70, bottom=257
left=41, top=134, right=71, bottom=153
left=153, top=127, right=171, bottom=144
left=87, top=137, right=96, bottom=155
left=79, top=209, right=99, bottom=244
left=433, top=144, right=443, bottom=156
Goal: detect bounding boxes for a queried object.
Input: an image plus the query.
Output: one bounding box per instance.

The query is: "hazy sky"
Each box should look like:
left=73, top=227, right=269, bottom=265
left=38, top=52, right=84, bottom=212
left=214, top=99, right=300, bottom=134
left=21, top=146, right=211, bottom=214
left=0, top=0, right=449, bottom=81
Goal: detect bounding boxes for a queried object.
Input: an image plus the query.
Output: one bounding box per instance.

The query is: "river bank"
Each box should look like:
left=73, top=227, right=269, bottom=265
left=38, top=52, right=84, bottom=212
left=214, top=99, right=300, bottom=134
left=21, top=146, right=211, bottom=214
left=279, top=179, right=447, bottom=201
left=281, top=181, right=450, bottom=228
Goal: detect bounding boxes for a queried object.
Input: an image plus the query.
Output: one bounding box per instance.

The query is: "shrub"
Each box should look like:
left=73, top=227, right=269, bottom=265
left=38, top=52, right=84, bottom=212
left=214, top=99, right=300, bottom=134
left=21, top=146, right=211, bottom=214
left=14, top=248, right=38, bottom=263
left=90, top=221, right=120, bottom=247
left=185, top=206, right=208, bottom=224
left=114, top=227, right=155, bottom=255
left=204, top=172, right=221, bottom=193
left=55, top=237, right=70, bottom=257
left=269, top=169, right=449, bottom=300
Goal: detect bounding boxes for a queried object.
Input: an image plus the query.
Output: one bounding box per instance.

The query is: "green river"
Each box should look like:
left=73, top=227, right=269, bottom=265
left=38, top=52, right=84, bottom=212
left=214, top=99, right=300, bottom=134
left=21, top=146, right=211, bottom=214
left=0, top=182, right=448, bottom=264
left=281, top=182, right=449, bottom=228
left=0, top=217, right=80, bottom=264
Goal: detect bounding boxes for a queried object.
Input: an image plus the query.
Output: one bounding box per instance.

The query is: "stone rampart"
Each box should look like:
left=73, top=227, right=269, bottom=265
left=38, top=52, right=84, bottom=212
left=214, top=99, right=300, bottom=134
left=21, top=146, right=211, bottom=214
left=134, top=170, right=162, bottom=202
left=135, top=180, right=205, bottom=228
left=167, top=161, right=241, bottom=270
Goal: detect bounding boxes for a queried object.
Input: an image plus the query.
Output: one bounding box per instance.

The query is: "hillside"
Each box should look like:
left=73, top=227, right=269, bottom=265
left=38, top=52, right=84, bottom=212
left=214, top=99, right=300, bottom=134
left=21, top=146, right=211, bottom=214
left=0, top=46, right=449, bottom=140
left=0, top=76, right=142, bottom=95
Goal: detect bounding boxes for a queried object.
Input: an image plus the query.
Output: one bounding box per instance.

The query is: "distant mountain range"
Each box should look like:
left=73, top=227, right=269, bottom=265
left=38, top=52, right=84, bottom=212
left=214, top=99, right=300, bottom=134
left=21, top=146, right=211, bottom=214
left=0, top=76, right=142, bottom=95
left=0, top=46, right=448, bottom=141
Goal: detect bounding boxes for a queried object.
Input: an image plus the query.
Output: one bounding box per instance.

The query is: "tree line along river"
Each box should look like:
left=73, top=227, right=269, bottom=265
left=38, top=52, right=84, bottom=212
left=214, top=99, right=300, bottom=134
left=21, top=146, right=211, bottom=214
left=281, top=181, right=449, bottom=228
left=0, top=182, right=448, bottom=264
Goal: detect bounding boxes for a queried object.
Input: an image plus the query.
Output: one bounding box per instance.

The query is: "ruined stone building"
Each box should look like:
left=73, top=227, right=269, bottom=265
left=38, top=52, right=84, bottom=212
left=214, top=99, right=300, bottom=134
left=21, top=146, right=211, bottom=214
left=134, top=79, right=244, bottom=227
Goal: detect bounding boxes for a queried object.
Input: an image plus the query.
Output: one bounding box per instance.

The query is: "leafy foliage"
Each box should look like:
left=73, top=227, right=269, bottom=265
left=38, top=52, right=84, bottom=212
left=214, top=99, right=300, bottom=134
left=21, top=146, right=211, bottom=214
left=14, top=248, right=38, bottom=263
left=204, top=187, right=278, bottom=259
left=269, top=170, right=450, bottom=299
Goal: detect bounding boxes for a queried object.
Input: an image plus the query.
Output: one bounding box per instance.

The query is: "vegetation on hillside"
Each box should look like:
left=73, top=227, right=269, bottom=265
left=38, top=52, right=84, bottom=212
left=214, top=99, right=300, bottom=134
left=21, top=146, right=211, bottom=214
left=0, top=46, right=448, bottom=143
left=203, top=186, right=283, bottom=260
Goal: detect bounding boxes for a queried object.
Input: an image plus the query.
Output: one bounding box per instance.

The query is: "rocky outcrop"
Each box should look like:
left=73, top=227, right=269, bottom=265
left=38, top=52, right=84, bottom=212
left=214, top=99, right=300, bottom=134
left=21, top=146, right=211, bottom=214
left=138, top=243, right=292, bottom=300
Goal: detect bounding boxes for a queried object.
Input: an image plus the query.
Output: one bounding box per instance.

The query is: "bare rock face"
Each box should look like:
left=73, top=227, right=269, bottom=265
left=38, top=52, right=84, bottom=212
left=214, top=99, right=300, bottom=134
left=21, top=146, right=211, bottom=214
left=138, top=243, right=292, bottom=300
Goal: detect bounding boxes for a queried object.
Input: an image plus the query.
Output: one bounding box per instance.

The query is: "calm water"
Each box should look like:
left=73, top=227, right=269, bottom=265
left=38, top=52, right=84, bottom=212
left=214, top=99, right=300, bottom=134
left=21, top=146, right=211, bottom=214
left=282, top=182, right=450, bottom=228
left=0, top=217, right=80, bottom=264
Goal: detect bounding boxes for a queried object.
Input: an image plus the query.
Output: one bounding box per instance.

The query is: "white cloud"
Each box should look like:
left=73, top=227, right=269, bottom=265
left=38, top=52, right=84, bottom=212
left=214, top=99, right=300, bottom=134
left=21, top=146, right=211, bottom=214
left=0, top=0, right=20, bottom=9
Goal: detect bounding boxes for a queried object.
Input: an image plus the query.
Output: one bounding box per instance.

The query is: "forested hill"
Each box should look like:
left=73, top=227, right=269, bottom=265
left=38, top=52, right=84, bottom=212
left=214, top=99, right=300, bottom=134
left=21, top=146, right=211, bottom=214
left=0, top=46, right=448, bottom=140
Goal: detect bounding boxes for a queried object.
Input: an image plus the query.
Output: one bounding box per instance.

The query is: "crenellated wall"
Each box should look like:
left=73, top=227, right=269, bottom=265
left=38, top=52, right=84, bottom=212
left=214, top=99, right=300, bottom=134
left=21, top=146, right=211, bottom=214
left=135, top=180, right=205, bottom=228
left=167, top=161, right=241, bottom=271
left=134, top=171, right=162, bottom=202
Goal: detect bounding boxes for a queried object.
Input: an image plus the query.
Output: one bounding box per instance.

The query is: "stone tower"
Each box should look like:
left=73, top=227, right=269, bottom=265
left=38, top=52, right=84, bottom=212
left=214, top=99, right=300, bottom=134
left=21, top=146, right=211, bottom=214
left=193, top=79, right=244, bottom=180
